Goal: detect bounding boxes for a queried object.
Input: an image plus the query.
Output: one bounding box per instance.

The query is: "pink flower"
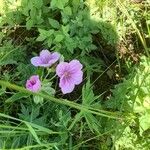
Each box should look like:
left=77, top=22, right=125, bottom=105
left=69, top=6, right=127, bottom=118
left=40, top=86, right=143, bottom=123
left=31, top=50, right=60, bottom=67
left=56, top=60, right=83, bottom=94
left=26, top=75, right=41, bottom=92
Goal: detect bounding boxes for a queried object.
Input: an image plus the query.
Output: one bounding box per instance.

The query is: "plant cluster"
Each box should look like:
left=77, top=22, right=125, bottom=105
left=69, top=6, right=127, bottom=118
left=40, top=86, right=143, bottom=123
left=0, top=0, right=150, bottom=149
left=105, top=56, right=150, bottom=149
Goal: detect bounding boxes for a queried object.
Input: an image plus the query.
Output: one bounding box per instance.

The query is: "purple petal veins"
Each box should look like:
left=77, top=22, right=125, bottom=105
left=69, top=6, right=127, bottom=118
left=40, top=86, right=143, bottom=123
left=56, top=60, right=83, bottom=94
left=31, top=50, right=60, bottom=67
left=26, top=75, right=41, bottom=92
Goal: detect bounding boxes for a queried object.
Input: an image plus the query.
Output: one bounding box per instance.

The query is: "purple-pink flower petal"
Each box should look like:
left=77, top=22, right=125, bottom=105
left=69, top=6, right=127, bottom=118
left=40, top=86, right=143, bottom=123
left=71, top=70, right=83, bottom=85
left=56, top=60, right=83, bottom=94
left=69, top=60, right=83, bottom=73
left=40, top=50, right=51, bottom=58
left=39, top=50, right=51, bottom=63
left=26, top=75, right=41, bottom=92
left=59, top=77, right=75, bottom=94
left=56, top=62, right=69, bottom=77
left=31, top=50, right=60, bottom=67
left=31, top=57, right=42, bottom=67
left=48, top=52, right=60, bottom=64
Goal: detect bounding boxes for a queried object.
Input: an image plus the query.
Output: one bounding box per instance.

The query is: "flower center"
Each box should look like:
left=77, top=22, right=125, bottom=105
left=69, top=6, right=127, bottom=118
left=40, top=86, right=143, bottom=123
left=30, top=80, right=36, bottom=86
left=64, top=71, right=71, bottom=78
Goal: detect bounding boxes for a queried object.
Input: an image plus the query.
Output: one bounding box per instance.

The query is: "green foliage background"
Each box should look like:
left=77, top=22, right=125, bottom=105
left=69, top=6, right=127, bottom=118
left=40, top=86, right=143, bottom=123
left=0, top=0, right=150, bottom=149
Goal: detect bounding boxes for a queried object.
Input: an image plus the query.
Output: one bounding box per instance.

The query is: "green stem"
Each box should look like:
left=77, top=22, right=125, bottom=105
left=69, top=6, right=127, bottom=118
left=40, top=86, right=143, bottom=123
left=49, top=74, right=57, bottom=81
left=0, top=80, right=122, bottom=120
left=44, top=68, right=51, bottom=80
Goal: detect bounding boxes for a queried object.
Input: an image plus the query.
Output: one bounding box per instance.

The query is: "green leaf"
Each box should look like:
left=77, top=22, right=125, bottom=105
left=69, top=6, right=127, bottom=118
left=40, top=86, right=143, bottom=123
left=25, top=122, right=41, bottom=144
left=139, top=112, right=150, bottom=135
left=29, top=122, right=54, bottom=134
left=84, top=113, right=100, bottom=133
left=37, top=29, right=53, bottom=41
left=33, top=95, right=43, bottom=104
left=72, top=0, right=80, bottom=12
left=54, top=34, right=64, bottom=42
left=26, top=19, right=34, bottom=30
left=48, top=18, right=60, bottom=29
left=51, top=0, right=69, bottom=9
left=22, top=7, right=29, bottom=16
left=0, top=59, right=17, bottom=66
left=64, top=6, right=72, bottom=16
left=68, top=112, right=83, bottom=130
left=37, top=35, right=46, bottom=41
left=6, top=92, right=30, bottom=103
left=42, top=82, right=55, bottom=95
left=0, top=47, right=17, bottom=66
left=0, top=88, right=5, bottom=96
left=47, top=38, right=52, bottom=47
left=33, top=0, right=43, bottom=8
left=82, top=80, right=99, bottom=106
left=36, top=16, right=43, bottom=24
left=62, top=25, right=70, bottom=34
left=30, top=7, right=37, bottom=20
